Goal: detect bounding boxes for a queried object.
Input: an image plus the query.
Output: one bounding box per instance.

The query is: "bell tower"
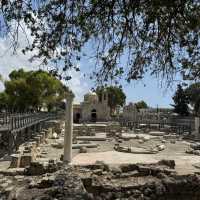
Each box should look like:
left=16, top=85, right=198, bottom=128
left=102, top=90, right=109, bottom=106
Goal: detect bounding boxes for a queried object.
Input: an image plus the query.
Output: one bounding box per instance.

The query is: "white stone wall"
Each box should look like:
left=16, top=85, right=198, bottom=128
left=79, top=91, right=111, bottom=122
left=81, top=101, right=110, bottom=121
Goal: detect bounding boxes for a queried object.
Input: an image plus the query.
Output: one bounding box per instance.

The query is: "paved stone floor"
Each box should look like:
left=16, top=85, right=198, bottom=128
left=72, top=150, right=199, bottom=175
left=40, top=136, right=200, bottom=176
left=1, top=129, right=200, bottom=175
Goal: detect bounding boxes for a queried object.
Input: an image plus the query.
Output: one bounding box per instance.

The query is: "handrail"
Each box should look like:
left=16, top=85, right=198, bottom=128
left=0, top=111, right=64, bottom=131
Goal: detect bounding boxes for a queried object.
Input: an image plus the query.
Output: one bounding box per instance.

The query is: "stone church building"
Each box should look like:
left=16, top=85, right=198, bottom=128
left=73, top=91, right=111, bottom=123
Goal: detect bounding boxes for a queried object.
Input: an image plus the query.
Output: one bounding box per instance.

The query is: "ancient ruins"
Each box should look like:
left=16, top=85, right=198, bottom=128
left=1, top=0, right=200, bottom=198
left=0, top=88, right=200, bottom=199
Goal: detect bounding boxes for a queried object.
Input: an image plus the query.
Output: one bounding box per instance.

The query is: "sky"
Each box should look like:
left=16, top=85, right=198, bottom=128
left=0, top=25, right=179, bottom=108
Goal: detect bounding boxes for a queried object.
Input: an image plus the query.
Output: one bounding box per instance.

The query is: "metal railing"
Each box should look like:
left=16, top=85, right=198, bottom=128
left=0, top=112, right=63, bottom=131
left=120, top=120, right=192, bottom=134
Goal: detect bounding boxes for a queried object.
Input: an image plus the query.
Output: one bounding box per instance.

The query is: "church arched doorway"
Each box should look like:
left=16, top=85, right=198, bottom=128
left=74, top=113, right=81, bottom=123
left=91, top=109, right=97, bottom=122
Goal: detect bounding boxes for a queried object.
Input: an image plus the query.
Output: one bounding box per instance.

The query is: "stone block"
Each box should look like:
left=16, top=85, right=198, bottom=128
left=90, top=129, right=96, bottom=136
left=40, top=131, right=45, bottom=136
left=0, top=168, right=25, bottom=176
left=10, top=154, right=21, bottom=168
left=81, top=177, right=92, bottom=187
left=138, top=139, right=144, bottom=144
left=157, top=145, right=166, bottom=151
left=73, top=143, right=98, bottom=149
left=23, top=150, right=31, bottom=154
left=190, top=143, right=200, bottom=150
left=38, top=134, right=44, bottom=143
left=138, top=166, right=151, bottom=176
left=60, top=154, right=63, bottom=161
left=43, top=129, right=48, bottom=137
left=117, top=139, right=123, bottom=143
left=170, top=140, right=176, bottom=144
left=52, top=132, right=58, bottom=139
left=20, top=153, right=33, bottom=168
left=51, top=142, right=63, bottom=149
left=194, top=150, right=200, bottom=156
left=53, top=122, right=62, bottom=134
left=24, top=161, right=45, bottom=176
left=120, top=164, right=138, bottom=173
left=24, top=146, right=31, bottom=151
left=79, top=146, right=87, bottom=153
left=23, top=146, right=32, bottom=154
left=47, top=128, right=53, bottom=137
left=33, top=136, right=41, bottom=145
left=149, top=131, right=165, bottom=136
left=14, top=175, right=24, bottom=181
left=163, top=135, right=178, bottom=140
left=158, top=160, right=175, bottom=169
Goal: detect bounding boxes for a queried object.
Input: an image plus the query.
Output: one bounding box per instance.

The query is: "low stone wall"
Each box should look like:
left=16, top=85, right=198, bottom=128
left=2, top=161, right=200, bottom=200
left=77, top=161, right=200, bottom=200
left=73, top=122, right=121, bottom=137
left=44, top=120, right=63, bottom=134
left=9, top=129, right=49, bottom=168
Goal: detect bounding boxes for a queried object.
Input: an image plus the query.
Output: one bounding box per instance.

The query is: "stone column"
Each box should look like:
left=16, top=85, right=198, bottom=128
left=195, top=117, right=200, bottom=139
left=63, top=91, right=74, bottom=163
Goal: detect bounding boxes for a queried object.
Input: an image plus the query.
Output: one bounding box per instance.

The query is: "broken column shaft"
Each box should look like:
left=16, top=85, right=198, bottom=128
left=63, top=90, right=74, bottom=163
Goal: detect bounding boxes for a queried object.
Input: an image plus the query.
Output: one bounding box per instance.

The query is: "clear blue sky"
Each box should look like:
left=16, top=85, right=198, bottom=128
left=122, top=77, right=176, bottom=108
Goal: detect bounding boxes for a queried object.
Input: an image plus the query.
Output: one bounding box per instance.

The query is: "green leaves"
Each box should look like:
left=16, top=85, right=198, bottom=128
left=1, top=0, right=200, bottom=84
left=172, top=84, right=189, bottom=116
left=135, top=101, right=148, bottom=110
left=2, top=69, right=65, bottom=112
left=96, top=85, right=126, bottom=115
left=185, top=82, right=200, bottom=116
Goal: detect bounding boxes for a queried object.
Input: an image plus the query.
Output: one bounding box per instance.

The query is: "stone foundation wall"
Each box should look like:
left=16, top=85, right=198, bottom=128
left=9, top=129, right=49, bottom=168
left=77, top=162, right=200, bottom=200
left=2, top=162, right=200, bottom=200
left=73, top=122, right=121, bottom=137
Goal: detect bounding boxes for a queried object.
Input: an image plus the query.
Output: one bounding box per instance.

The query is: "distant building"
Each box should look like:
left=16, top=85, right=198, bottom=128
left=73, top=90, right=111, bottom=122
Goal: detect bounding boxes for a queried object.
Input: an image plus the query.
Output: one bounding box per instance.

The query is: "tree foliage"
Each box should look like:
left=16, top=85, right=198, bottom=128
left=172, top=84, right=189, bottom=116
left=0, top=69, right=65, bottom=112
left=135, top=100, right=148, bottom=110
left=1, top=1, right=200, bottom=84
left=96, top=85, right=126, bottom=115
left=0, top=92, right=9, bottom=110
left=185, top=82, right=200, bottom=116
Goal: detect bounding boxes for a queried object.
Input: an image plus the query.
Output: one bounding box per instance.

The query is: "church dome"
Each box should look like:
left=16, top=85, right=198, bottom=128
left=84, top=91, right=98, bottom=102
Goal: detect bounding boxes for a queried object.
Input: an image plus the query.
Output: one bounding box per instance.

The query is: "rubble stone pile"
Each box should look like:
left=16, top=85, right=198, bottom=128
left=24, top=159, right=62, bottom=176
left=77, top=160, right=200, bottom=200
left=9, top=129, right=49, bottom=168
left=186, top=143, right=200, bottom=156
left=1, top=160, right=200, bottom=199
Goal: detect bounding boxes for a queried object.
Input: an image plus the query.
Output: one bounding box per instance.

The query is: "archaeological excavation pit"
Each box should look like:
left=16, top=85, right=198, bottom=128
left=78, top=162, right=200, bottom=200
